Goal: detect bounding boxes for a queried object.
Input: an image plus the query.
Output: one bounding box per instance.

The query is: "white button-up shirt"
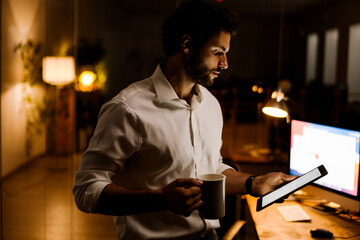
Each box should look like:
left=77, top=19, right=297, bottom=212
left=73, top=64, right=232, bottom=240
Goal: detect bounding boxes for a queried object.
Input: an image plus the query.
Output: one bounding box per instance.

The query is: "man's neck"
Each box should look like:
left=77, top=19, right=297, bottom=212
left=163, top=56, right=195, bottom=104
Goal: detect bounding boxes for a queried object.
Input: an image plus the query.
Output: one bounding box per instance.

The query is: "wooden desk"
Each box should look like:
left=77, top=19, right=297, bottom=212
left=245, top=195, right=360, bottom=239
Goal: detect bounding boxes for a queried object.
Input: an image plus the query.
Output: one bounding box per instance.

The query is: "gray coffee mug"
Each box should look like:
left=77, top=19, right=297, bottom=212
left=198, top=173, right=226, bottom=219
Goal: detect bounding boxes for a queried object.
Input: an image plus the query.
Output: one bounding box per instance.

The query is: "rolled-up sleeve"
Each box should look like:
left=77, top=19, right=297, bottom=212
left=73, top=152, right=119, bottom=213
left=217, top=161, right=234, bottom=174
left=73, top=100, right=141, bottom=213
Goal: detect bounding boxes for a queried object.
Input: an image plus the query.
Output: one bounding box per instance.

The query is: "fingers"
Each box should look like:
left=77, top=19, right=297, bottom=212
left=269, top=172, right=297, bottom=185
left=162, top=178, right=203, bottom=216
left=175, top=178, right=203, bottom=188
left=255, top=172, right=297, bottom=196
left=275, top=198, right=285, bottom=203
left=180, top=184, right=203, bottom=216
left=184, top=191, right=203, bottom=216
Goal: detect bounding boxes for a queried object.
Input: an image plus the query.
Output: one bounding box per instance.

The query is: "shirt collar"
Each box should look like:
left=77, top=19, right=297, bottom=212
left=152, top=64, right=179, bottom=104
left=152, top=64, right=204, bottom=107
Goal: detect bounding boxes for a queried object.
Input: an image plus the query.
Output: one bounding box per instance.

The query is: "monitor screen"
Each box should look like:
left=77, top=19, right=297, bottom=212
left=289, top=119, right=360, bottom=199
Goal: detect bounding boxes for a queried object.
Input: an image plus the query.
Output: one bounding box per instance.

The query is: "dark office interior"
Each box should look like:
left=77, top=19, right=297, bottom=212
left=1, top=0, right=360, bottom=239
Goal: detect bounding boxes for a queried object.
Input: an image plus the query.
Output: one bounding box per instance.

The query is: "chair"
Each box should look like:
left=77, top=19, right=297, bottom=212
left=222, top=220, right=246, bottom=240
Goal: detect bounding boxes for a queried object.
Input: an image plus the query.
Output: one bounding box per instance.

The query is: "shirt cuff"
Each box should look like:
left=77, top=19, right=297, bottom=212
left=73, top=169, right=115, bottom=213
left=83, top=181, right=110, bottom=213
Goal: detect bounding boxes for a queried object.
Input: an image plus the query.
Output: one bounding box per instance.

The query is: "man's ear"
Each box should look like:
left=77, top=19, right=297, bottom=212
left=181, top=35, right=192, bottom=54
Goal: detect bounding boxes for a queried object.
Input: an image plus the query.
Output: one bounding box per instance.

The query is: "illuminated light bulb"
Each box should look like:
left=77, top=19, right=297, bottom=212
left=271, top=90, right=285, bottom=100
left=79, top=71, right=96, bottom=87
left=252, top=85, right=258, bottom=92
left=78, top=70, right=97, bottom=92
left=271, top=91, right=278, bottom=99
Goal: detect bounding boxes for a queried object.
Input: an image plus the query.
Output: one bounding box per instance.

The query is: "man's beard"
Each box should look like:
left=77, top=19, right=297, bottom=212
left=184, top=53, right=220, bottom=87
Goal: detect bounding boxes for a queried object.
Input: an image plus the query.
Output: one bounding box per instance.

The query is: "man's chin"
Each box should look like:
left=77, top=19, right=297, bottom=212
left=199, top=78, right=214, bottom=87
left=189, top=73, right=214, bottom=87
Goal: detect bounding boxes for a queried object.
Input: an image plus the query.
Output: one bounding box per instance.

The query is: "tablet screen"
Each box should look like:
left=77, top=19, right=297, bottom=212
left=256, top=165, right=327, bottom=211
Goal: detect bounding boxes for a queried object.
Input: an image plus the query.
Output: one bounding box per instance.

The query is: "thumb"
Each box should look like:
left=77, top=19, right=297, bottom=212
left=281, top=173, right=297, bottom=182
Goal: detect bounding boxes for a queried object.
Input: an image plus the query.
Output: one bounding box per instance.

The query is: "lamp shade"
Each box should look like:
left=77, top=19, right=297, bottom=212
left=262, top=99, right=288, bottom=118
left=42, top=56, right=75, bottom=86
left=262, top=89, right=289, bottom=118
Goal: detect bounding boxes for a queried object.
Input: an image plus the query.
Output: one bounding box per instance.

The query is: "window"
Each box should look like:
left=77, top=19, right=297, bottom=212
left=323, top=29, right=339, bottom=86
left=306, top=33, right=319, bottom=84
left=347, top=23, right=360, bottom=102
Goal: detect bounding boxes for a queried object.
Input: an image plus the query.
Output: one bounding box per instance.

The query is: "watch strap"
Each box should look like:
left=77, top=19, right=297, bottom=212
left=245, top=175, right=258, bottom=197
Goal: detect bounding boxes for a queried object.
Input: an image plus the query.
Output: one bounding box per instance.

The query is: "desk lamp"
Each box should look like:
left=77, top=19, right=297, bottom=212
left=262, top=88, right=290, bottom=123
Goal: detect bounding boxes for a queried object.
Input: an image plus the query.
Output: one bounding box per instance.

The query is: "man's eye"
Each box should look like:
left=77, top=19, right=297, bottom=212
left=213, top=50, right=221, bottom=55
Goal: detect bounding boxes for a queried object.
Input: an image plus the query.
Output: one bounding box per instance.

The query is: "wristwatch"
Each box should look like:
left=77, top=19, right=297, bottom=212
left=245, top=175, right=259, bottom=197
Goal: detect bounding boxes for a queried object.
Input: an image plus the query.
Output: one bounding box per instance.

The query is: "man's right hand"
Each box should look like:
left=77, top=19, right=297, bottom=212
left=160, top=178, right=203, bottom=217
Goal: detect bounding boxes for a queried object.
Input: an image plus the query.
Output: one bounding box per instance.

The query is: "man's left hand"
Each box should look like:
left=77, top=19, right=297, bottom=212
left=251, top=172, right=297, bottom=197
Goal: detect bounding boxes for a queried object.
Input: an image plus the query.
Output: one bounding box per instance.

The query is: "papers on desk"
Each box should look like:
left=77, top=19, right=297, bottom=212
left=276, top=205, right=311, bottom=222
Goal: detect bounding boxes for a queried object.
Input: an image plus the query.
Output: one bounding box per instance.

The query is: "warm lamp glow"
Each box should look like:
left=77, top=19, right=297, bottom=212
left=262, top=89, right=289, bottom=119
left=42, top=56, right=75, bottom=86
left=252, top=85, right=258, bottom=92
left=271, top=90, right=285, bottom=100
left=77, top=70, right=97, bottom=92
left=79, top=71, right=96, bottom=87
left=252, top=85, right=264, bottom=94
left=262, top=106, right=288, bottom=118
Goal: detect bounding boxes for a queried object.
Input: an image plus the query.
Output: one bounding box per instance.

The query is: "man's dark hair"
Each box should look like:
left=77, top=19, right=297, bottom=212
left=161, top=0, right=239, bottom=58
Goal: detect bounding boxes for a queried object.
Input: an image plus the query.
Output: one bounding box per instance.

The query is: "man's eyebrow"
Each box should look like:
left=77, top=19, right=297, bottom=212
left=218, top=46, right=229, bottom=52
left=213, top=45, right=227, bottom=50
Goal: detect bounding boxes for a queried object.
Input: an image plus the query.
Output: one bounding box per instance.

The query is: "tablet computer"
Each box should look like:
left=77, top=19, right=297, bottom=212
left=256, top=165, right=328, bottom=211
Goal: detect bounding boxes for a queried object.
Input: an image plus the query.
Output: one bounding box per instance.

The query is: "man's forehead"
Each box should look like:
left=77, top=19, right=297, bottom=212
left=207, top=32, right=231, bottom=51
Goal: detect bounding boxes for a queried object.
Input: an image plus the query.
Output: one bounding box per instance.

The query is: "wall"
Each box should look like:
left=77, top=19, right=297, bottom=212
left=76, top=0, right=176, bottom=101
left=1, top=0, right=74, bottom=177
left=291, top=0, right=360, bottom=127
left=1, top=0, right=46, bottom=177
left=295, top=0, right=360, bottom=87
left=0, top=0, right=283, bottom=177
left=75, top=0, right=282, bottom=102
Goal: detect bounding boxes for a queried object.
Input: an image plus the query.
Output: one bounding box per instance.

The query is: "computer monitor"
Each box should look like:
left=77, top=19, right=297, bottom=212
left=289, top=119, right=360, bottom=212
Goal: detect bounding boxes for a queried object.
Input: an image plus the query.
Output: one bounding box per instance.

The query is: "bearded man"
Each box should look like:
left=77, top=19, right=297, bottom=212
left=73, top=1, right=295, bottom=239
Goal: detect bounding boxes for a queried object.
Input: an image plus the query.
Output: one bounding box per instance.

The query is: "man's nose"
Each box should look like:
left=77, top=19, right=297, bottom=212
left=219, top=54, right=228, bottom=70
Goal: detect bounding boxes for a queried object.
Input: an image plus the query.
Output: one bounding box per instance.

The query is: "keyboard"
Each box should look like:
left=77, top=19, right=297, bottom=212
left=276, top=204, right=311, bottom=222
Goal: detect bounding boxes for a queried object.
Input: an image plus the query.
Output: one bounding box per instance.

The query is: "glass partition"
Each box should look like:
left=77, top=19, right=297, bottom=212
left=3, top=0, right=360, bottom=239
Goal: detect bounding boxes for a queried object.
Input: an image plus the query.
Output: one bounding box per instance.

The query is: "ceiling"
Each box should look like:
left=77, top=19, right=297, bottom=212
left=112, top=0, right=331, bottom=15
left=222, top=0, right=329, bottom=14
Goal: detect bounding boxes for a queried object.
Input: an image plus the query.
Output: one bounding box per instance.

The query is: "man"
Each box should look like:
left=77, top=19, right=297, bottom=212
left=73, top=1, right=296, bottom=239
